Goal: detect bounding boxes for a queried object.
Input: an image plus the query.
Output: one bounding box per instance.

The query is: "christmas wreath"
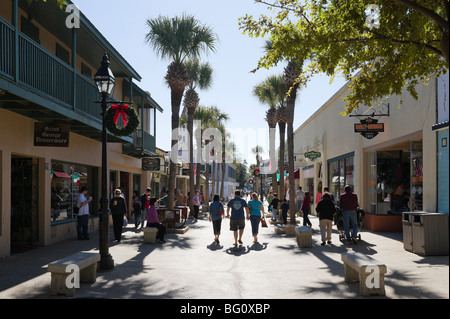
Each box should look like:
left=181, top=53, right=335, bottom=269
left=105, top=104, right=140, bottom=137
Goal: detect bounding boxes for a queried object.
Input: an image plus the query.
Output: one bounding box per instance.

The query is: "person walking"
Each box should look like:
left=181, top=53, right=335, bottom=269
left=110, top=189, right=127, bottom=242
left=76, top=186, right=92, bottom=240
left=296, top=186, right=304, bottom=216
left=226, top=190, right=249, bottom=247
left=269, top=193, right=281, bottom=221
left=316, top=192, right=336, bottom=246
left=339, top=185, right=359, bottom=244
left=209, top=195, right=224, bottom=244
left=132, top=191, right=142, bottom=229
left=140, top=187, right=152, bottom=229
left=301, top=192, right=313, bottom=227
left=248, top=192, right=265, bottom=244
left=147, top=198, right=166, bottom=243
left=192, top=190, right=201, bottom=221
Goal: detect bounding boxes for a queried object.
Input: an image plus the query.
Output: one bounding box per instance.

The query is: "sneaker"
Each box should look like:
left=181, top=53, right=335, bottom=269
left=321, top=241, right=326, bottom=246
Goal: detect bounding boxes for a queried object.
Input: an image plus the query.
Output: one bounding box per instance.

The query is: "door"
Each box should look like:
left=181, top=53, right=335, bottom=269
left=10, top=157, right=39, bottom=252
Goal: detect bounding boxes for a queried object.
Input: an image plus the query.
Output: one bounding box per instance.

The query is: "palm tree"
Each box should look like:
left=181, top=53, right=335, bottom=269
left=284, top=60, right=301, bottom=225
left=145, top=14, right=217, bottom=209
left=276, top=105, right=287, bottom=201
left=251, top=146, right=264, bottom=196
left=183, top=59, right=213, bottom=212
left=253, top=75, right=287, bottom=196
left=193, top=106, right=228, bottom=207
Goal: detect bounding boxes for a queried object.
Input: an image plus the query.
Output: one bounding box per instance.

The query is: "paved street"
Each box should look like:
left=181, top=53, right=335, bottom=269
left=0, top=207, right=448, bottom=303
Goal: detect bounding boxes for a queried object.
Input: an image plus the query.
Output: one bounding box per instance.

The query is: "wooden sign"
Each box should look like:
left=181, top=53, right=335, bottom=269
left=304, top=151, right=321, bottom=161
left=142, top=157, right=161, bottom=171
left=34, top=123, right=70, bottom=147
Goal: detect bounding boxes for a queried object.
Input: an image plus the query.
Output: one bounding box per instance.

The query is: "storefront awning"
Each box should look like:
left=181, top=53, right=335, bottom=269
left=53, top=171, right=71, bottom=179
left=284, top=169, right=300, bottom=180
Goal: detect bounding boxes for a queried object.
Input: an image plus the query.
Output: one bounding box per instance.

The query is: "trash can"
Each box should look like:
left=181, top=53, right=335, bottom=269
left=410, top=213, right=449, bottom=256
left=402, top=213, right=414, bottom=252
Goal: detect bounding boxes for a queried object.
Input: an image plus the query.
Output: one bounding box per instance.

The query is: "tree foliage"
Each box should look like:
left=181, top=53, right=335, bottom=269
left=239, top=0, right=449, bottom=114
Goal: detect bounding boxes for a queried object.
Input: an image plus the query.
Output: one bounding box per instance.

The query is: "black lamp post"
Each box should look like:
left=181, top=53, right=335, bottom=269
left=94, top=53, right=115, bottom=270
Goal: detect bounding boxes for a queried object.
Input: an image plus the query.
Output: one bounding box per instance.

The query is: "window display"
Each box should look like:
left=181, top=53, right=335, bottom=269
left=51, top=161, right=97, bottom=223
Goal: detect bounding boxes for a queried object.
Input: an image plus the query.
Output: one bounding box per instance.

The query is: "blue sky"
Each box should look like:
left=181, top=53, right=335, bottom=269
left=73, top=0, right=348, bottom=164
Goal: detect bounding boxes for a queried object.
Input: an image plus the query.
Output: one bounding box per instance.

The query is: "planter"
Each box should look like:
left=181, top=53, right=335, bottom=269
left=284, top=225, right=298, bottom=236
left=362, top=213, right=402, bottom=232
left=295, top=226, right=313, bottom=248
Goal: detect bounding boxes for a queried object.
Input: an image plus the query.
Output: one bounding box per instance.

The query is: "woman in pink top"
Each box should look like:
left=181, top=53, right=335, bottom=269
left=146, top=198, right=166, bottom=243
left=192, top=190, right=200, bottom=221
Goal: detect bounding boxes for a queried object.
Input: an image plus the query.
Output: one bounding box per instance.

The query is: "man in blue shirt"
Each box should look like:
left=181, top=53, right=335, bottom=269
left=227, top=190, right=249, bottom=246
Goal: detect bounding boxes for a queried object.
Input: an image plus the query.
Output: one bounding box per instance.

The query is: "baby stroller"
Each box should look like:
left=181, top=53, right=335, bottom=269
left=334, top=207, right=364, bottom=241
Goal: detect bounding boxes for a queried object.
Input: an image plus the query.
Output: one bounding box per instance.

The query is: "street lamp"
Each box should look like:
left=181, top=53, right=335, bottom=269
left=94, top=53, right=115, bottom=270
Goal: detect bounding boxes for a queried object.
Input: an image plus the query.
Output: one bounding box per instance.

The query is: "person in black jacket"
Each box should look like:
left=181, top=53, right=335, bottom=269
left=110, top=189, right=127, bottom=242
left=316, top=192, right=336, bottom=246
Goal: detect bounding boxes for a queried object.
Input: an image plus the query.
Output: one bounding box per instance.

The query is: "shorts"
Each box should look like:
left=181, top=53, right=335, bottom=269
left=212, top=219, right=222, bottom=235
left=229, top=218, right=245, bottom=231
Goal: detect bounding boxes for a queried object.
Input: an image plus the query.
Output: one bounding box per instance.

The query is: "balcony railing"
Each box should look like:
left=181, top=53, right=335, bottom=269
left=0, top=17, right=156, bottom=155
left=122, top=130, right=156, bottom=157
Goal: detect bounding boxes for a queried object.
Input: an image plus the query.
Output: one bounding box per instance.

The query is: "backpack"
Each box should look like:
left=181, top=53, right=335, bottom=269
left=73, top=205, right=80, bottom=215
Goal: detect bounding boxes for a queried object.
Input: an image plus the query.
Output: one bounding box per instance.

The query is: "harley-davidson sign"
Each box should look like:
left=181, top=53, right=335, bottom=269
left=354, top=118, right=384, bottom=139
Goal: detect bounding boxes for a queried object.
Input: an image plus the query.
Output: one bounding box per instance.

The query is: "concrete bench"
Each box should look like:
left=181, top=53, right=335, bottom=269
left=142, top=227, right=159, bottom=244
left=47, top=251, right=100, bottom=297
left=341, top=252, right=387, bottom=296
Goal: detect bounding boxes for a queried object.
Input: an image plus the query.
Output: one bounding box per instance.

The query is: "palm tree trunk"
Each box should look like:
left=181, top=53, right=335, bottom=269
left=168, top=89, right=184, bottom=209
left=269, top=124, right=278, bottom=197
left=278, top=122, right=286, bottom=200
left=196, top=163, right=201, bottom=193
left=211, top=160, right=216, bottom=197
left=220, top=157, right=225, bottom=200
left=287, top=89, right=298, bottom=225
left=187, top=107, right=196, bottom=214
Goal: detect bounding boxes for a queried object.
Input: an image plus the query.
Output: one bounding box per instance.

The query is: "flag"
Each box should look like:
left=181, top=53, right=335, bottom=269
left=73, top=172, right=80, bottom=185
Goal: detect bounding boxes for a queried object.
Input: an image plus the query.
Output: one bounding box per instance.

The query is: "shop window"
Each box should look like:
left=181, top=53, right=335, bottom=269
left=51, top=161, right=98, bottom=224
left=327, top=153, right=355, bottom=202
left=21, top=16, right=40, bottom=44
left=55, top=43, right=70, bottom=65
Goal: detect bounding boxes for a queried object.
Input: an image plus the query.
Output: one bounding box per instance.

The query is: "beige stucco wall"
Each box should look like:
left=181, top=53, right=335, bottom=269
left=294, top=77, right=437, bottom=213
left=0, top=107, right=151, bottom=257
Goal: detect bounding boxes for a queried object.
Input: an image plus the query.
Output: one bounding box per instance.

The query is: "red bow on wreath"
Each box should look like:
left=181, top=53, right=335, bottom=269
left=111, top=104, right=129, bottom=126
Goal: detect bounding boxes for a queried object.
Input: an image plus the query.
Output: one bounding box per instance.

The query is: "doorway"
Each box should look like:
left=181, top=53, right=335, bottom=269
left=11, top=157, right=39, bottom=253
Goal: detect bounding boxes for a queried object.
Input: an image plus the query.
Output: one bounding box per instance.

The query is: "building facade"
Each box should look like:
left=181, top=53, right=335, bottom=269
left=293, top=73, right=448, bottom=230
left=0, top=0, right=163, bottom=257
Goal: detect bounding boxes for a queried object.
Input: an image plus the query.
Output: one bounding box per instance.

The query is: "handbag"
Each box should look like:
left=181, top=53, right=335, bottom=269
left=261, top=218, right=268, bottom=228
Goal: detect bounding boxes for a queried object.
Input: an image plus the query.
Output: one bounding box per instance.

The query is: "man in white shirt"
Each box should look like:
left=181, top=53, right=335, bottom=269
left=76, top=186, right=92, bottom=240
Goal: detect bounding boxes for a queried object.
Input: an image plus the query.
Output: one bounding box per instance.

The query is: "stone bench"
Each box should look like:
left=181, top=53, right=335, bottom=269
left=47, top=251, right=100, bottom=297
left=341, top=252, right=387, bottom=296
left=142, top=227, right=159, bottom=244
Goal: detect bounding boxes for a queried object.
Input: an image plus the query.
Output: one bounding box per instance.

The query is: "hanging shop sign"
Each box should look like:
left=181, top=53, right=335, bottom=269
left=354, top=117, right=384, bottom=139
left=142, top=157, right=162, bottom=171
left=304, top=151, right=321, bottom=161
left=34, top=122, right=70, bottom=147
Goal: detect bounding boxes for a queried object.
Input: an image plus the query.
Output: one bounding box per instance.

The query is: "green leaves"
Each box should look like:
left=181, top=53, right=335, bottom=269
left=145, top=13, right=218, bottom=65
left=240, top=0, right=449, bottom=114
